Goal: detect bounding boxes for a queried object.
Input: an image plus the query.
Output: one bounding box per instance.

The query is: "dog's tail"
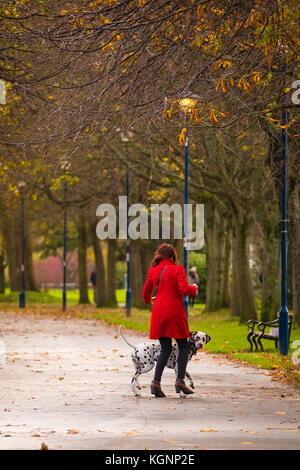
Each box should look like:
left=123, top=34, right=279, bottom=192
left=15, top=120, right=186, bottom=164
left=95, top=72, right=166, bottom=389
left=119, top=325, right=136, bottom=349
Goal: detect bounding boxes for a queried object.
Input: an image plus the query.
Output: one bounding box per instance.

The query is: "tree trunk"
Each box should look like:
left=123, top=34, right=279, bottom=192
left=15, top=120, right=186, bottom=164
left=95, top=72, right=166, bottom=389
left=106, top=238, right=118, bottom=307
left=89, top=218, right=106, bottom=307
left=77, top=212, right=90, bottom=304
left=131, top=240, right=145, bottom=308
left=205, top=202, right=228, bottom=312
left=287, top=235, right=293, bottom=310
left=290, top=185, right=300, bottom=326
left=231, top=225, right=241, bottom=317
left=222, top=222, right=231, bottom=308
left=2, top=208, right=38, bottom=292
left=231, top=209, right=257, bottom=322
left=0, top=242, right=5, bottom=294
left=3, top=210, right=21, bottom=291
left=260, top=230, right=281, bottom=322
left=24, top=223, right=39, bottom=291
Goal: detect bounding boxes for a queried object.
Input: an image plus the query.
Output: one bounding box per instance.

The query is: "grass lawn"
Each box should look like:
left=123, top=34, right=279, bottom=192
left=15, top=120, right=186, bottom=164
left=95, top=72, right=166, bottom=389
left=0, top=288, right=126, bottom=305
left=0, top=288, right=299, bottom=386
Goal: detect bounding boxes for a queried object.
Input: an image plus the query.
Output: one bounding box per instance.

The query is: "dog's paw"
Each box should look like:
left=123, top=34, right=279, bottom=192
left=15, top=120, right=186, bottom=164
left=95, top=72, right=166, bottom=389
left=131, top=383, right=141, bottom=397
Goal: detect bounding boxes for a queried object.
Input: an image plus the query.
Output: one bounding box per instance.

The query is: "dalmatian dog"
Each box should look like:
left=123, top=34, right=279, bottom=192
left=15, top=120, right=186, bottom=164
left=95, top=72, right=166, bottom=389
left=119, top=326, right=211, bottom=396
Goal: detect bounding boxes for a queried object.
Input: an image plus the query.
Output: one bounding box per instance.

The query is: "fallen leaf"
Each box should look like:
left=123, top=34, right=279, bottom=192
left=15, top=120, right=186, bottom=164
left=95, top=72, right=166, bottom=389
left=165, top=407, right=176, bottom=410
left=67, top=429, right=80, bottom=434
left=58, top=377, right=64, bottom=381
left=164, top=439, right=176, bottom=443
left=241, top=442, right=252, bottom=445
left=275, top=411, right=286, bottom=415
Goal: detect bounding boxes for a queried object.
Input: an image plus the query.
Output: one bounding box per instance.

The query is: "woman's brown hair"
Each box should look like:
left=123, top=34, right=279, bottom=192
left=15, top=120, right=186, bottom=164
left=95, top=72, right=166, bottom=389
left=151, top=243, right=177, bottom=267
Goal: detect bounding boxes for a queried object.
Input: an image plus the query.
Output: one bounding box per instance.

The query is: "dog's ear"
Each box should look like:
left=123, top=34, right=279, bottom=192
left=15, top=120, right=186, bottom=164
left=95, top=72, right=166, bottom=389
left=190, top=331, right=196, bottom=339
left=205, top=334, right=211, bottom=343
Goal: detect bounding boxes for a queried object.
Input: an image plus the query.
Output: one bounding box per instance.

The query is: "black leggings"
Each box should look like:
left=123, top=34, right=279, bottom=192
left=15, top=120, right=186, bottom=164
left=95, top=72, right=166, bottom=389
left=154, top=337, right=189, bottom=382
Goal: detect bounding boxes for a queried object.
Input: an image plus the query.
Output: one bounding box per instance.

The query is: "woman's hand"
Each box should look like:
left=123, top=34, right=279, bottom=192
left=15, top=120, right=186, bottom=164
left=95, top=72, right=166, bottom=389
left=192, top=283, right=198, bottom=295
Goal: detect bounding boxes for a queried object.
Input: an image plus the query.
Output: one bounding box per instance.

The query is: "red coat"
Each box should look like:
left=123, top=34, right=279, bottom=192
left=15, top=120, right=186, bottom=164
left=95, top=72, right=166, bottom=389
left=142, top=258, right=197, bottom=339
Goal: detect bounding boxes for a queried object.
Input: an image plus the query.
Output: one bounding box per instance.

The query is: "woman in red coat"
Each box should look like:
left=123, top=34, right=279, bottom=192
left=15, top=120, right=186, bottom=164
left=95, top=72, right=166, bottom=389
left=142, top=243, right=197, bottom=397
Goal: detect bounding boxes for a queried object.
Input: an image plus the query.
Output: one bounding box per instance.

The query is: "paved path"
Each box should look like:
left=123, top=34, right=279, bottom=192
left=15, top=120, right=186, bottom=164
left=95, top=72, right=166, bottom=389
left=0, top=311, right=299, bottom=450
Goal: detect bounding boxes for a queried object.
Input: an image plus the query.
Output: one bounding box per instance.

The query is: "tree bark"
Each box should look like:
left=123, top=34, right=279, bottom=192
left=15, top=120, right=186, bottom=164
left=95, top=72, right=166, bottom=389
left=77, top=212, right=90, bottom=304
left=205, top=202, right=229, bottom=312
left=0, top=241, right=5, bottom=293
left=131, top=240, right=145, bottom=308
left=260, top=228, right=281, bottom=322
left=287, top=235, right=293, bottom=311
left=24, top=223, right=39, bottom=291
left=290, top=184, right=300, bottom=326
left=222, top=222, right=231, bottom=308
left=3, top=210, right=21, bottom=291
left=88, top=218, right=106, bottom=307
left=106, top=238, right=118, bottom=307
left=231, top=209, right=257, bottom=322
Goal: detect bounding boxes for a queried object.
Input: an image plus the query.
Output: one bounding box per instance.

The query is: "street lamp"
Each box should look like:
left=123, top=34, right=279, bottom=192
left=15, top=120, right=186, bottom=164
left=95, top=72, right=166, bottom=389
left=62, top=179, right=67, bottom=311
left=118, top=129, right=133, bottom=317
left=18, top=181, right=26, bottom=308
left=279, top=61, right=289, bottom=356
left=60, top=160, right=70, bottom=311
left=178, top=92, right=200, bottom=317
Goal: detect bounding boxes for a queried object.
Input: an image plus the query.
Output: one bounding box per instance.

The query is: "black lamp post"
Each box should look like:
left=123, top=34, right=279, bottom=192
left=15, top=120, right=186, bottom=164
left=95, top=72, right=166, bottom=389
left=279, top=62, right=289, bottom=355
left=60, top=159, right=70, bottom=312
left=62, top=179, right=67, bottom=311
left=178, top=93, right=200, bottom=318
left=119, top=130, right=133, bottom=317
left=18, top=181, right=26, bottom=308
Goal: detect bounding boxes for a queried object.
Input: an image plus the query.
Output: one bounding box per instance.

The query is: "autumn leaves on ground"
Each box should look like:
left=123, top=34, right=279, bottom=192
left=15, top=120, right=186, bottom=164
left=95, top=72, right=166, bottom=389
left=0, top=0, right=300, bottom=451
left=1, top=309, right=300, bottom=450
left=1, top=300, right=300, bottom=386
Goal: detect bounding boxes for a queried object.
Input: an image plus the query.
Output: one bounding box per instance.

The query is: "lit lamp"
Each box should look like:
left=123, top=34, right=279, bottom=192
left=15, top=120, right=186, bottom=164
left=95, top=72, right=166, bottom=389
left=178, top=92, right=200, bottom=317
left=18, top=181, right=26, bottom=308
left=118, top=129, right=133, bottom=317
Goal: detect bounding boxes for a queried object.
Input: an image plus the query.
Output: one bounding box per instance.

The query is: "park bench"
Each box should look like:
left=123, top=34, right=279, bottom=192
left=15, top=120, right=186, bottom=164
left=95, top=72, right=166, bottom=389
left=247, top=314, right=293, bottom=352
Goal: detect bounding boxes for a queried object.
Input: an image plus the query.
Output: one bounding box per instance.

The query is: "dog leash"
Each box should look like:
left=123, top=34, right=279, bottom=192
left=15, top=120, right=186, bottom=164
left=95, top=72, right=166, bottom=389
left=151, top=266, right=168, bottom=303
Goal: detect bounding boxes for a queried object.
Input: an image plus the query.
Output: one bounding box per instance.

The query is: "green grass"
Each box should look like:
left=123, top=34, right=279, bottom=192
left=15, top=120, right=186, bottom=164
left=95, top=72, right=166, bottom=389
left=0, top=288, right=126, bottom=305
left=0, top=289, right=299, bottom=385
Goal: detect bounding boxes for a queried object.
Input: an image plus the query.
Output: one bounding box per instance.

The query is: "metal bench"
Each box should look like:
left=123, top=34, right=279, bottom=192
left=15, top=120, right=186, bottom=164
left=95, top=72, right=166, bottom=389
left=247, top=314, right=293, bottom=352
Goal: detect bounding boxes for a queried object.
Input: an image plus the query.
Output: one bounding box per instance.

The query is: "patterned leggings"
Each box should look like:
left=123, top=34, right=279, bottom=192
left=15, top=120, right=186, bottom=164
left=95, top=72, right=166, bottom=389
left=154, top=336, right=188, bottom=382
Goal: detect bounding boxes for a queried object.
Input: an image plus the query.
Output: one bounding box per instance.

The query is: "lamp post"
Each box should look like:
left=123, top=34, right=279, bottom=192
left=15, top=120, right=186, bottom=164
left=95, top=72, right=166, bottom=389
left=62, top=179, right=67, bottom=311
left=60, top=160, right=70, bottom=312
left=178, top=93, right=200, bottom=317
left=18, top=181, right=26, bottom=308
left=119, top=130, right=133, bottom=317
left=279, top=61, right=289, bottom=356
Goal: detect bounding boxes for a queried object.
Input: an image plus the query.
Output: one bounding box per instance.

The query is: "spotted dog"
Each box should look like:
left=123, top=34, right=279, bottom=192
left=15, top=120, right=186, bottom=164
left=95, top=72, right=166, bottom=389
left=119, top=326, right=211, bottom=396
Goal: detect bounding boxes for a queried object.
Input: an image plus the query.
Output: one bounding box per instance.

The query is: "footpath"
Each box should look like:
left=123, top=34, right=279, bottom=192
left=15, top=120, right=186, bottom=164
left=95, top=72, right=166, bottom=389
left=0, top=311, right=299, bottom=450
